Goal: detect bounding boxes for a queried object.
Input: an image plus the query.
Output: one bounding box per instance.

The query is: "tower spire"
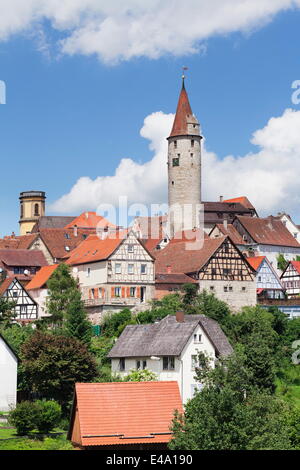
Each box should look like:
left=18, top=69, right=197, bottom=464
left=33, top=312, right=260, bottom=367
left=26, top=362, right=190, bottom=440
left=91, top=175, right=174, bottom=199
left=169, top=70, right=195, bottom=138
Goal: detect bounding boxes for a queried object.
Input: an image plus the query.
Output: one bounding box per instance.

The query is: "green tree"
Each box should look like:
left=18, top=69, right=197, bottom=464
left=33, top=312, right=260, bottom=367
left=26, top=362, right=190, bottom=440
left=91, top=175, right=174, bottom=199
left=45, top=263, right=79, bottom=327
left=277, top=254, right=289, bottom=272
left=191, top=290, right=231, bottom=325
left=64, top=290, right=92, bottom=347
left=0, top=297, right=17, bottom=327
left=21, top=331, right=98, bottom=412
left=169, top=350, right=292, bottom=450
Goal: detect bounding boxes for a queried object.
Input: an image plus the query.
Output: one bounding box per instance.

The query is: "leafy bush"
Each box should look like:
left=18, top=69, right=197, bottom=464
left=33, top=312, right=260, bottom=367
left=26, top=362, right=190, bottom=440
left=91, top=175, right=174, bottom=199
left=101, top=309, right=132, bottom=337
left=35, top=400, right=61, bottom=433
left=8, top=402, right=39, bottom=435
left=124, top=368, right=158, bottom=382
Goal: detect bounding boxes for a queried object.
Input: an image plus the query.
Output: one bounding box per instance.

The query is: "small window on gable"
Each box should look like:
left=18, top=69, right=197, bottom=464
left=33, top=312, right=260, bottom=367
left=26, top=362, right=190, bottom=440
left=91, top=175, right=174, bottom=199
left=128, top=244, right=134, bottom=253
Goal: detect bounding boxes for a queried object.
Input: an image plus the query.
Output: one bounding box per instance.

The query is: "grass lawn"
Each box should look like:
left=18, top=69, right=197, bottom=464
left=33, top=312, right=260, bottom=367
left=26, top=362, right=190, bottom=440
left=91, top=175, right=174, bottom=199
left=0, top=426, right=73, bottom=450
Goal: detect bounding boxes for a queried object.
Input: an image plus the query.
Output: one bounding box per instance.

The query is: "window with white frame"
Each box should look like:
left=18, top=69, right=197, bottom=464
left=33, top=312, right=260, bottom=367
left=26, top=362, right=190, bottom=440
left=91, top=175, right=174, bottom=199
left=119, top=358, right=125, bottom=371
left=128, top=264, right=134, bottom=274
left=86, top=267, right=91, bottom=278
left=114, top=287, right=121, bottom=297
left=127, top=244, right=134, bottom=253
left=115, top=263, right=122, bottom=274
left=194, top=334, right=202, bottom=344
left=136, top=360, right=147, bottom=370
left=130, top=287, right=136, bottom=297
left=141, top=264, right=147, bottom=275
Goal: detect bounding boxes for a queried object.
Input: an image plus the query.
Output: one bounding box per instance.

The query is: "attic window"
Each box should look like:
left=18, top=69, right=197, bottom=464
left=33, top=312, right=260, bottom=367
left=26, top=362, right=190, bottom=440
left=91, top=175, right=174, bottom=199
left=65, top=233, right=70, bottom=239
left=128, top=244, right=134, bottom=253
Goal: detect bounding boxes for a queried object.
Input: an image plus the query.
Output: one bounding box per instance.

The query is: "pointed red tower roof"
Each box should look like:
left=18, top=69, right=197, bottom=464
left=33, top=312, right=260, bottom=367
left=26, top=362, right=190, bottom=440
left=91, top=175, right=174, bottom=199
left=169, top=80, right=195, bottom=138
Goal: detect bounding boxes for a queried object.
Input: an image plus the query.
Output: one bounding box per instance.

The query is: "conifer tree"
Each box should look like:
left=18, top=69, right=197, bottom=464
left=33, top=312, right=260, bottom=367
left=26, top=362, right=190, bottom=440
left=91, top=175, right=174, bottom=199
left=65, top=289, right=92, bottom=347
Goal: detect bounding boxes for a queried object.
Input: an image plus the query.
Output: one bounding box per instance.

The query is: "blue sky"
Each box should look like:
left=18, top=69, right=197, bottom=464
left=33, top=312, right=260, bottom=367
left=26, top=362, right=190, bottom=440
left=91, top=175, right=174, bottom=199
left=1, top=2, right=300, bottom=236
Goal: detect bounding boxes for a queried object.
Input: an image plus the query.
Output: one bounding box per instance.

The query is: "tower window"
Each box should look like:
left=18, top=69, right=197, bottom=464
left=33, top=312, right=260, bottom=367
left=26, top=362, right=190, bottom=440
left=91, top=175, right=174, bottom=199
left=191, top=153, right=193, bottom=158
left=174, top=140, right=177, bottom=149
left=20, top=204, right=23, bottom=219
left=172, top=181, right=174, bottom=185
left=191, top=140, right=194, bottom=147
left=172, top=158, right=179, bottom=167
left=34, top=203, right=39, bottom=216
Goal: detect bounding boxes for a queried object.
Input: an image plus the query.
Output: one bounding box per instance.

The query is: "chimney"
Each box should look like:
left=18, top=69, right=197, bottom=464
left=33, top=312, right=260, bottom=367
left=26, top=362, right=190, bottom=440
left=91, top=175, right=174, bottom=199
left=220, top=196, right=223, bottom=202
left=223, top=217, right=228, bottom=231
left=176, top=311, right=185, bottom=323
left=167, top=265, right=172, bottom=274
left=73, top=225, right=78, bottom=237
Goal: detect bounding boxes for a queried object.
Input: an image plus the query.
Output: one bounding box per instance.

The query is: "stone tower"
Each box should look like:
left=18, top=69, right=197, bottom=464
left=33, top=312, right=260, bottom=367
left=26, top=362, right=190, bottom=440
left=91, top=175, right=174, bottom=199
left=19, top=191, right=46, bottom=235
left=167, top=78, right=202, bottom=238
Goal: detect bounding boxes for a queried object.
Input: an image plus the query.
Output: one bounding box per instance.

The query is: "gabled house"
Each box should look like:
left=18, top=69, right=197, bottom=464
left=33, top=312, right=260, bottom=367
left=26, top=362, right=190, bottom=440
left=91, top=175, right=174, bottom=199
left=65, top=230, right=155, bottom=322
left=155, top=273, right=198, bottom=300
left=202, top=200, right=256, bottom=233
left=270, top=212, right=300, bottom=243
left=0, top=249, right=48, bottom=285
left=247, top=256, right=285, bottom=300
left=0, top=277, right=38, bottom=322
left=26, top=264, right=59, bottom=318
left=155, top=235, right=256, bottom=311
left=233, top=216, right=300, bottom=274
left=0, top=334, right=18, bottom=411
left=281, top=261, right=300, bottom=298
left=108, top=312, right=233, bottom=403
left=68, top=381, right=183, bottom=450
left=209, top=221, right=247, bottom=251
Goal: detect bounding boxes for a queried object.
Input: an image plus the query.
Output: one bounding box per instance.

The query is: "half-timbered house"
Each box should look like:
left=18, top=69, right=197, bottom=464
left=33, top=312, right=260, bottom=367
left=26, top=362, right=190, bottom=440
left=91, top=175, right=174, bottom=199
left=247, top=256, right=285, bottom=300
left=155, top=236, right=256, bottom=311
left=0, top=277, right=38, bottom=322
left=281, top=261, right=300, bottom=298
left=65, top=230, right=155, bottom=323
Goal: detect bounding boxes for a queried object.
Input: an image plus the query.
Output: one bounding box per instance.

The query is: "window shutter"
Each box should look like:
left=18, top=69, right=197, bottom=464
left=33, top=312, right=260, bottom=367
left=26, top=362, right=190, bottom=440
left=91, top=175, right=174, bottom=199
left=102, top=288, right=106, bottom=298
left=126, top=287, right=130, bottom=297
left=94, top=288, right=99, bottom=299
left=88, top=289, right=92, bottom=300
left=111, top=287, right=115, bottom=298
left=136, top=287, right=141, bottom=298
left=121, top=287, right=126, bottom=298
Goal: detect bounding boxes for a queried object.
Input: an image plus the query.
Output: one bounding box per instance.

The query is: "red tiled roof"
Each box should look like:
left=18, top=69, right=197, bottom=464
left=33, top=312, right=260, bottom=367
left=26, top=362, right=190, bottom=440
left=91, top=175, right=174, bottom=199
left=246, top=256, right=266, bottom=271
left=38, top=228, right=97, bottom=260
left=66, top=231, right=129, bottom=266
left=26, top=264, right=58, bottom=290
left=155, top=236, right=226, bottom=274
left=70, top=381, right=183, bottom=447
left=213, top=224, right=245, bottom=245
left=290, top=261, right=300, bottom=274
left=169, top=83, right=194, bottom=137
left=0, top=234, right=38, bottom=250
left=155, top=273, right=198, bottom=284
left=224, top=196, right=255, bottom=210
left=0, top=249, right=48, bottom=267
left=171, top=228, right=208, bottom=245
left=236, top=216, right=300, bottom=248
left=0, top=277, right=14, bottom=295
left=64, top=212, right=116, bottom=229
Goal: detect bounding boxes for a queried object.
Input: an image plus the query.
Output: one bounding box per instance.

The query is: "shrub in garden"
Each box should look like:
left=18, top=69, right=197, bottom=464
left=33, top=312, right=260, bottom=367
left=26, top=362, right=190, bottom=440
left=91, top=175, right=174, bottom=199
left=35, top=400, right=61, bottom=433
left=8, top=401, right=39, bottom=435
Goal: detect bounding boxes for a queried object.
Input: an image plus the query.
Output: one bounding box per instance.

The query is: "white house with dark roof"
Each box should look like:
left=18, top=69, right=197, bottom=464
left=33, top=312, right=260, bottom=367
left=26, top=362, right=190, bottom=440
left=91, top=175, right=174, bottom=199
left=0, top=334, right=18, bottom=411
left=108, top=312, right=233, bottom=403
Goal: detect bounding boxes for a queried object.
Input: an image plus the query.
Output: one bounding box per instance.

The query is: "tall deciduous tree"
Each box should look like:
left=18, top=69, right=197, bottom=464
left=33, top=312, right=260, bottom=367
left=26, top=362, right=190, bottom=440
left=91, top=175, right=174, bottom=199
left=21, top=331, right=98, bottom=412
left=65, top=290, right=92, bottom=347
left=45, top=263, right=79, bottom=327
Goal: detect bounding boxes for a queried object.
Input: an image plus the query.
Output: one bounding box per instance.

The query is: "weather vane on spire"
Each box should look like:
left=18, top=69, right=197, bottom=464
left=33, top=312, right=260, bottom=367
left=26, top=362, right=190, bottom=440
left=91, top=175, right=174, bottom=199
left=182, top=66, right=188, bottom=80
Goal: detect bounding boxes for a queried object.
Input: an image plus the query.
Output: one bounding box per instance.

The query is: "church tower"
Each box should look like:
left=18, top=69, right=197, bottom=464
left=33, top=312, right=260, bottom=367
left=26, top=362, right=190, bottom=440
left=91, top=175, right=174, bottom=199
left=167, top=76, right=202, bottom=237
left=19, top=191, right=46, bottom=235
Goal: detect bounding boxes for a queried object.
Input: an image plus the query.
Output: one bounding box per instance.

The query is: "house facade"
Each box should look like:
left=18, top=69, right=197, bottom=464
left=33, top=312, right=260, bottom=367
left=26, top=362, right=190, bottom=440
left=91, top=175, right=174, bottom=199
left=108, top=312, right=233, bottom=404
left=66, top=230, right=155, bottom=322
left=233, top=216, right=300, bottom=275
left=247, top=256, right=285, bottom=300
left=281, top=261, right=300, bottom=298
left=0, top=277, right=38, bottom=322
left=155, top=236, right=257, bottom=311
left=0, top=334, right=18, bottom=411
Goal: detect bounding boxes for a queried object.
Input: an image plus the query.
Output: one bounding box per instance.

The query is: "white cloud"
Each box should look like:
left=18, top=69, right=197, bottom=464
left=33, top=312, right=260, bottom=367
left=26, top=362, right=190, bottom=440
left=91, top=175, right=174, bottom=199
left=50, top=107, right=300, bottom=220
left=0, top=0, right=300, bottom=63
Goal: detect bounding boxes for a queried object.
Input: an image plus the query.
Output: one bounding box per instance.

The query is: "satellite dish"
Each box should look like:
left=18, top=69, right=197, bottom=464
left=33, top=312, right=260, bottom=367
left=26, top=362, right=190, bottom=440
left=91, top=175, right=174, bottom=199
left=24, top=269, right=30, bottom=275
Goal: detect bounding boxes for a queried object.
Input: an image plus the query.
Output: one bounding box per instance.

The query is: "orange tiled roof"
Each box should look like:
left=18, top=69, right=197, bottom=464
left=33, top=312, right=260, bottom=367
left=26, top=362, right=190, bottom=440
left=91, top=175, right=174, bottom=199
left=70, top=381, right=183, bottom=447
left=37, top=228, right=97, bottom=260
left=0, top=234, right=38, bottom=250
left=66, top=231, right=129, bottom=266
left=0, top=277, right=14, bottom=296
left=26, top=264, right=58, bottom=290
left=64, top=212, right=116, bottom=229
left=246, top=256, right=266, bottom=271
left=290, top=261, right=300, bottom=274
left=224, top=196, right=255, bottom=210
